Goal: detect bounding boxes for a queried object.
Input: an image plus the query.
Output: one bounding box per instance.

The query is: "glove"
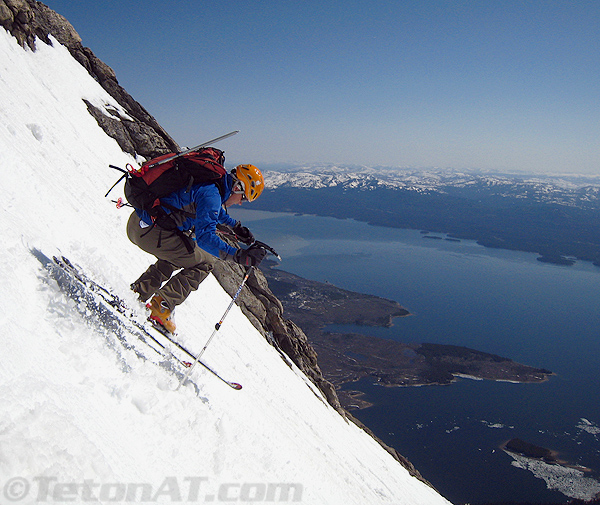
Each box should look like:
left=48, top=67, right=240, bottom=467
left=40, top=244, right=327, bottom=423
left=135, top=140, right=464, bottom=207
left=232, top=221, right=254, bottom=245
left=233, top=244, right=267, bottom=267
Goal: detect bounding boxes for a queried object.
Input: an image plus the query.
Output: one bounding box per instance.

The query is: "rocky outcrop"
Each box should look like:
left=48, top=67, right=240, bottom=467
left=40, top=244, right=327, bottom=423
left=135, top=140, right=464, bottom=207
left=211, top=260, right=343, bottom=413
left=2, top=0, right=179, bottom=159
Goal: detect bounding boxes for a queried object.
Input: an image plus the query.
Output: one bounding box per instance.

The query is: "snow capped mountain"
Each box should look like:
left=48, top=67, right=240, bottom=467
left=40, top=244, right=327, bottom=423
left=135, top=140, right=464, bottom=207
left=264, top=165, right=600, bottom=206
left=0, top=25, right=451, bottom=505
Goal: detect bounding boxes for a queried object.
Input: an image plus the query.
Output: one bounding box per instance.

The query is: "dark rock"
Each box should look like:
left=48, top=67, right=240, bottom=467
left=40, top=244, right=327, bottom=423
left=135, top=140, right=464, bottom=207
left=4, top=0, right=179, bottom=159
left=504, top=438, right=555, bottom=462
left=0, top=3, right=15, bottom=29
left=83, top=100, right=136, bottom=155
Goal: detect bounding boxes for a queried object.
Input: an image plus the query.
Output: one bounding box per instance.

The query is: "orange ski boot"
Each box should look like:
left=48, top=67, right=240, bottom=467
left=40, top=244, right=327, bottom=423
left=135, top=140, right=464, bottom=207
left=146, top=295, right=176, bottom=334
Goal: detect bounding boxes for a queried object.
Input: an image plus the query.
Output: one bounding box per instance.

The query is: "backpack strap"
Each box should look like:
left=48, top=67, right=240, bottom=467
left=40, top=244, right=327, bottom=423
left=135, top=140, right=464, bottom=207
left=158, top=201, right=196, bottom=220
left=155, top=227, right=194, bottom=255
left=174, top=230, right=195, bottom=254
left=143, top=206, right=196, bottom=254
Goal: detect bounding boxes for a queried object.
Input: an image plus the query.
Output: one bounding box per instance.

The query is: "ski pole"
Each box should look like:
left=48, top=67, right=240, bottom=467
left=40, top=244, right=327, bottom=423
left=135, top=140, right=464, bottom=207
left=176, top=265, right=254, bottom=390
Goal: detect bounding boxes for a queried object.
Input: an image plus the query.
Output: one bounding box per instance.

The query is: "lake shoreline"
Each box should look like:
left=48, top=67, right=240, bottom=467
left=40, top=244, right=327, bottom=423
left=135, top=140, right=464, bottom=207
left=260, top=263, right=552, bottom=410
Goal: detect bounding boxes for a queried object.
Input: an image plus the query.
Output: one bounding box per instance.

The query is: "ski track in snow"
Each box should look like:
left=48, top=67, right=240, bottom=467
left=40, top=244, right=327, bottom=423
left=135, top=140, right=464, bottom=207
left=0, top=28, right=451, bottom=504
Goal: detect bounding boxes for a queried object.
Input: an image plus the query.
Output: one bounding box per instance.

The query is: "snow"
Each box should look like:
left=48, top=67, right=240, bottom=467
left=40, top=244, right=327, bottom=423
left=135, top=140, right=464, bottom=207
left=577, top=418, right=600, bottom=436
left=263, top=165, right=600, bottom=206
left=505, top=452, right=600, bottom=501
left=0, top=28, right=451, bottom=504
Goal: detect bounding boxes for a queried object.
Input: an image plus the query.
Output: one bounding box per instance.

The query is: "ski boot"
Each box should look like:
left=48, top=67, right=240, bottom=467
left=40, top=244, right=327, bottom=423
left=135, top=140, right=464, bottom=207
left=146, top=295, right=176, bottom=334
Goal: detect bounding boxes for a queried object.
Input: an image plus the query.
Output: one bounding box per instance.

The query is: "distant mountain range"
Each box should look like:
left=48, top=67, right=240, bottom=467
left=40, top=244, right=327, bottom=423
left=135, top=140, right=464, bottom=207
left=252, top=166, right=600, bottom=266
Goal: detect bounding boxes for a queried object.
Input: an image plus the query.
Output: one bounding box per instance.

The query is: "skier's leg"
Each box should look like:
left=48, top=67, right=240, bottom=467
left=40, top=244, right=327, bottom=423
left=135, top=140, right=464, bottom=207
left=126, top=211, right=215, bottom=309
left=157, top=261, right=213, bottom=310
left=131, top=259, right=175, bottom=302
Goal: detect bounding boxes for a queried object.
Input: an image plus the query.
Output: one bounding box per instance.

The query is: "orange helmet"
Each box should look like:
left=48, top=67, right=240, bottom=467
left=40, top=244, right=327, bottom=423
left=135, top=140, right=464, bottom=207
left=234, top=164, right=264, bottom=202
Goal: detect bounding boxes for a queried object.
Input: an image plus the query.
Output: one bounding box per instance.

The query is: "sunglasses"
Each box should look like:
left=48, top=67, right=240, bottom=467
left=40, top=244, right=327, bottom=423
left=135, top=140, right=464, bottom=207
left=233, top=182, right=248, bottom=201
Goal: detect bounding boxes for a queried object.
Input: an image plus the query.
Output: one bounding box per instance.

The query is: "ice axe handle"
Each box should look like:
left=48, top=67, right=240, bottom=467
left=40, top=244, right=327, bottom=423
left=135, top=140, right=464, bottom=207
left=254, top=241, right=281, bottom=261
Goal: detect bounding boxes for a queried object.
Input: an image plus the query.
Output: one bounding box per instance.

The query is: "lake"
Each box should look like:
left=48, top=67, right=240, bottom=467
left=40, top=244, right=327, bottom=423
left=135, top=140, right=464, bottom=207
left=229, top=208, right=600, bottom=504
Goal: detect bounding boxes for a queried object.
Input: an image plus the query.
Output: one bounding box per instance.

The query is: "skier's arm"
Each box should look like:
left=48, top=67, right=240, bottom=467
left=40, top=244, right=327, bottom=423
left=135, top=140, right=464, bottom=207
left=217, top=206, right=237, bottom=228
left=192, top=189, right=237, bottom=258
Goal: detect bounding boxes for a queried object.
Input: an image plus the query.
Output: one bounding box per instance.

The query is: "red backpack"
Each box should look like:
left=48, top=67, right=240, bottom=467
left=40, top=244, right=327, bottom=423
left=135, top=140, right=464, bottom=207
left=107, top=147, right=228, bottom=253
left=124, top=147, right=227, bottom=212
left=107, top=130, right=239, bottom=214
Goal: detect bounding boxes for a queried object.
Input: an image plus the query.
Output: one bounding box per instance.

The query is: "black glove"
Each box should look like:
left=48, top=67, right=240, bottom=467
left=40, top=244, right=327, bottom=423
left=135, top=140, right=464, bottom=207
left=233, top=244, right=267, bottom=267
left=232, top=221, right=254, bottom=245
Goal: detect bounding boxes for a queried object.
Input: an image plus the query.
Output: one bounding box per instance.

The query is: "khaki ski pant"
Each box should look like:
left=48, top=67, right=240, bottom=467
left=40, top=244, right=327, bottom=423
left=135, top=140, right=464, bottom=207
left=127, top=211, right=214, bottom=310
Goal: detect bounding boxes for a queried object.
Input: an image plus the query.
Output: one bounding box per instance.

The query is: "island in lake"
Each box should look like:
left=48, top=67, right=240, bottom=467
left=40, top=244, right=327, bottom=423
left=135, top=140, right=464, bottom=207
left=503, top=438, right=596, bottom=474
left=504, top=438, right=557, bottom=462
left=260, top=262, right=553, bottom=409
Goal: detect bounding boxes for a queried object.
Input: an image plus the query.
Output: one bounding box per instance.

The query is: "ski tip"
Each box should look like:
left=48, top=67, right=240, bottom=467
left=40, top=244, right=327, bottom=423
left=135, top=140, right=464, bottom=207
left=232, top=383, right=243, bottom=390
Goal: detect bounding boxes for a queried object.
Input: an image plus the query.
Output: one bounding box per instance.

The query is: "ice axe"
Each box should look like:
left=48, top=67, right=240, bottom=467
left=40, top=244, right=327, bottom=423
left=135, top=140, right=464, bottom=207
left=215, top=225, right=281, bottom=261
left=252, top=240, right=281, bottom=261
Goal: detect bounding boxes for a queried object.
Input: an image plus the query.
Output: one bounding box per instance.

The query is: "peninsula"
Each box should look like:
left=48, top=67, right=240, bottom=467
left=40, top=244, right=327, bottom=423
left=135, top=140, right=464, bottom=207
left=260, top=263, right=552, bottom=409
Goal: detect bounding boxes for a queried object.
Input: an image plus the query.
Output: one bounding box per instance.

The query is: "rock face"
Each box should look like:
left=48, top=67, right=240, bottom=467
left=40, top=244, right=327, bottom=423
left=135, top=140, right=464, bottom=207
left=212, top=260, right=342, bottom=409
left=3, top=2, right=431, bottom=485
left=2, top=0, right=179, bottom=159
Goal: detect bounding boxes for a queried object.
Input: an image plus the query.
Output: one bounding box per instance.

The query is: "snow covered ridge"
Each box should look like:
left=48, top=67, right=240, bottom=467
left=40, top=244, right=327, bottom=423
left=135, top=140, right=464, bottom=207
left=264, top=166, right=600, bottom=206
left=0, top=25, right=451, bottom=505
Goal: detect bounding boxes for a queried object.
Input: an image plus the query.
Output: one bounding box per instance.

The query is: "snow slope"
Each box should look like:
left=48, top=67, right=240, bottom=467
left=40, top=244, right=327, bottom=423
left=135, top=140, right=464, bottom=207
left=0, top=29, right=451, bottom=504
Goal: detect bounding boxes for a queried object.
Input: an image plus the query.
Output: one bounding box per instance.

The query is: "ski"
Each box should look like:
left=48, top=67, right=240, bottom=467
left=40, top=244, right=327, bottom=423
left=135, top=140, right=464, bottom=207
left=144, top=130, right=239, bottom=170
left=32, top=249, right=242, bottom=390
left=57, top=255, right=243, bottom=390
left=105, top=130, right=240, bottom=199
left=147, top=318, right=242, bottom=390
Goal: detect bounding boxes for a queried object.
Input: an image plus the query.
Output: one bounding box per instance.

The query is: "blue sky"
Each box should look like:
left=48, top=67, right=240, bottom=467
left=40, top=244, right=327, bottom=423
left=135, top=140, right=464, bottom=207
left=45, top=0, right=599, bottom=174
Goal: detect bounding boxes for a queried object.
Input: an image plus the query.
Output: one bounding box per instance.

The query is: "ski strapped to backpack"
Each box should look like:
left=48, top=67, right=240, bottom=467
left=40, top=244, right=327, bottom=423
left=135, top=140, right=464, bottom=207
left=106, top=131, right=239, bottom=253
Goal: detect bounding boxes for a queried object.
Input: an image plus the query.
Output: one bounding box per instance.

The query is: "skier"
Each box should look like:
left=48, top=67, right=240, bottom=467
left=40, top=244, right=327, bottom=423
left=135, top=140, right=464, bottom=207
left=126, top=163, right=266, bottom=333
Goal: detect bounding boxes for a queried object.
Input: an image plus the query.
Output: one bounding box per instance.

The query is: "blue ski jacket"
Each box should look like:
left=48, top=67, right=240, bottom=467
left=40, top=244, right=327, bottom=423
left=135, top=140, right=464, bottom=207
left=136, top=174, right=238, bottom=258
